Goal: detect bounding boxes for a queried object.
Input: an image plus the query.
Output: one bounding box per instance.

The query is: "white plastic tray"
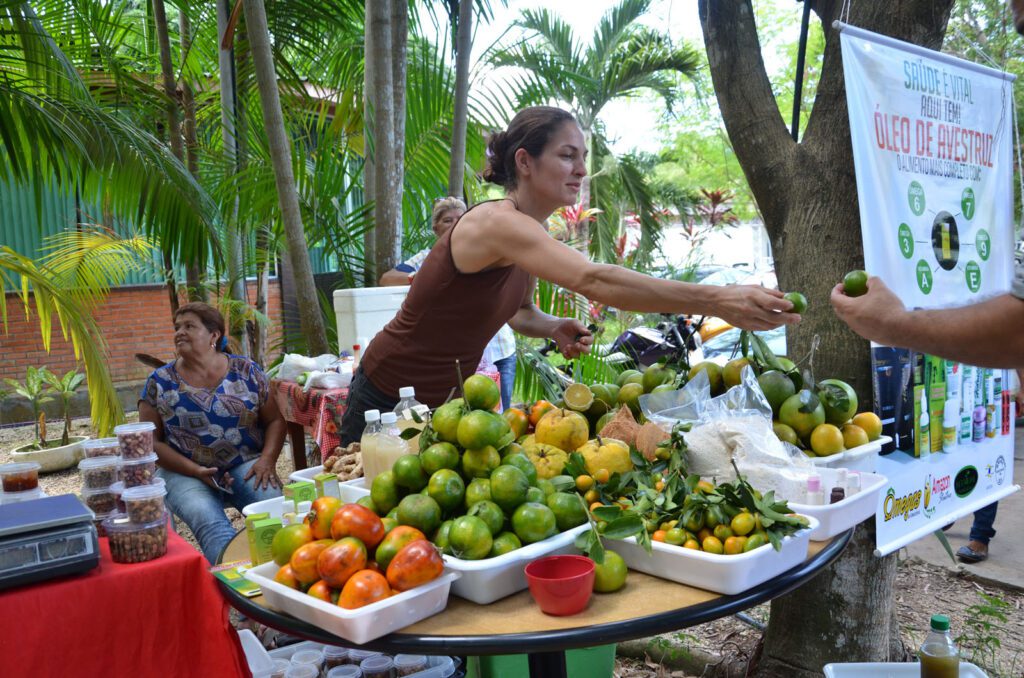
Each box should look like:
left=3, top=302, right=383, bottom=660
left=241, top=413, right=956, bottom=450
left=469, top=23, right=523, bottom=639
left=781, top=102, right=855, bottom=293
left=807, top=435, right=891, bottom=473
left=789, top=471, right=888, bottom=541
left=443, top=523, right=590, bottom=604
left=824, top=661, right=987, bottom=677
left=241, top=478, right=370, bottom=518
left=244, top=560, right=459, bottom=644
left=290, top=464, right=325, bottom=483
left=606, top=516, right=818, bottom=595
left=237, top=629, right=275, bottom=677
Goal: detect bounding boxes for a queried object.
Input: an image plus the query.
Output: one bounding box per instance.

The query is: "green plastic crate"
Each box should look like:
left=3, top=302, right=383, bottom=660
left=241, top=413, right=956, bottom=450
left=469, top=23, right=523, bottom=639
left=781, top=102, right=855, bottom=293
left=465, top=644, right=616, bottom=678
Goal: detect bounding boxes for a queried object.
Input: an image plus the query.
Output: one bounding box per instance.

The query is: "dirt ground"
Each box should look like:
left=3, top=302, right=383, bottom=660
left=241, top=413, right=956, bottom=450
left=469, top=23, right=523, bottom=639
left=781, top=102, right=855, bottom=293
left=3, top=417, right=1022, bottom=677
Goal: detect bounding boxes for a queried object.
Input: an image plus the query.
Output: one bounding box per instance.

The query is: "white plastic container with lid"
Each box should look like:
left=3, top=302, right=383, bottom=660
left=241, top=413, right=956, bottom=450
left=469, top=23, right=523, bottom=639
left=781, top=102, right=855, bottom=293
left=393, top=654, right=428, bottom=676
left=359, top=655, right=394, bottom=678
left=78, top=455, right=121, bottom=490
left=363, top=412, right=409, bottom=483
left=283, top=665, right=319, bottom=678
left=333, top=286, right=409, bottom=355
left=0, top=461, right=41, bottom=492
left=103, top=510, right=169, bottom=563
left=81, top=437, right=120, bottom=458
left=346, top=650, right=382, bottom=665
left=322, top=645, right=349, bottom=671
left=289, top=648, right=324, bottom=672
left=114, top=421, right=156, bottom=459
left=120, top=452, right=159, bottom=487
left=326, top=666, right=362, bottom=678
left=121, top=484, right=168, bottom=523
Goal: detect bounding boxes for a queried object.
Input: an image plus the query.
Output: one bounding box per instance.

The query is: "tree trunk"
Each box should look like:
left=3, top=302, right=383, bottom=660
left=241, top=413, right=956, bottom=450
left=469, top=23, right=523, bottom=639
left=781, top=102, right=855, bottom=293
left=578, top=127, right=594, bottom=253
left=242, top=0, right=331, bottom=356
left=698, top=1, right=954, bottom=675
left=217, top=0, right=250, bottom=355
left=362, top=1, right=377, bottom=286
left=447, top=0, right=473, bottom=197
left=388, top=0, right=407, bottom=268
left=178, top=9, right=207, bottom=303
left=153, top=0, right=182, bottom=317
left=368, top=0, right=403, bottom=278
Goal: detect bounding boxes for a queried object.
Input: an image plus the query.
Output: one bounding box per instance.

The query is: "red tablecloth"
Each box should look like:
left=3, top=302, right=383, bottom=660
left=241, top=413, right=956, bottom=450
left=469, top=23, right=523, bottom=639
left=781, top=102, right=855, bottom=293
left=0, top=529, right=251, bottom=678
left=272, top=379, right=349, bottom=459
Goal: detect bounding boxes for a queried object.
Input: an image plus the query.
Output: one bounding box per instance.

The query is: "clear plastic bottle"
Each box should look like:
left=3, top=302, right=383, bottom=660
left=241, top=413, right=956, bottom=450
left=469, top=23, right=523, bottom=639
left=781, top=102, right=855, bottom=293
left=363, top=412, right=409, bottom=483
left=360, top=409, right=382, bottom=481
left=919, top=614, right=959, bottom=678
left=393, top=386, right=430, bottom=451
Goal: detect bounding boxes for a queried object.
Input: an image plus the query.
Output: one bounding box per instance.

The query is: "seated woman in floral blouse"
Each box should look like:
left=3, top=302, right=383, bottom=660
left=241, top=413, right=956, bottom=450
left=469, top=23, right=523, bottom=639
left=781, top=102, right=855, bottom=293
left=138, top=302, right=285, bottom=563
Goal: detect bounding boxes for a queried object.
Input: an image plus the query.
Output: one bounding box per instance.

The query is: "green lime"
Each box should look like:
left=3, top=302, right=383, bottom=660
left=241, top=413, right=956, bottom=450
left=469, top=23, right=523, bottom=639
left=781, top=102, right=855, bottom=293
left=511, top=502, right=558, bottom=544
left=783, top=292, right=807, bottom=314
left=489, top=531, right=522, bottom=557
left=489, top=465, right=530, bottom=513
left=431, top=401, right=464, bottom=444
left=463, top=374, right=501, bottom=411
left=421, top=442, right=460, bottom=475
left=370, top=471, right=400, bottom=515
left=426, top=469, right=466, bottom=513
left=462, top=445, right=501, bottom=479
left=843, top=270, right=869, bottom=297
left=467, top=500, right=505, bottom=536
left=536, top=478, right=557, bottom=496
left=546, top=491, right=588, bottom=532
left=592, top=550, right=628, bottom=592
left=525, top=486, right=546, bottom=503
left=392, top=454, right=428, bottom=491
left=757, top=370, right=797, bottom=416
left=641, top=365, right=676, bottom=393
left=464, top=477, right=492, bottom=509
left=502, top=452, right=539, bottom=486
left=817, top=378, right=858, bottom=426
left=396, top=494, right=442, bottom=535
left=773, top=421, right=800, bottom=446
left=355, top=495, right=378, bottom=514
left=432, top=519, right=453, bottom=554
left=448, top=515, right=493, bottom=560
left=458, top=409, right=510, bottom=450
left=687, top=362, right=724, bottom=395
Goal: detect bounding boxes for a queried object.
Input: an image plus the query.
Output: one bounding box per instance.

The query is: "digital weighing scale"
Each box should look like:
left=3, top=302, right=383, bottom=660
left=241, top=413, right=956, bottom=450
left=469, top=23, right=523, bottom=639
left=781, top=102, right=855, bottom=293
left=0, top=494, right=100, bottom=590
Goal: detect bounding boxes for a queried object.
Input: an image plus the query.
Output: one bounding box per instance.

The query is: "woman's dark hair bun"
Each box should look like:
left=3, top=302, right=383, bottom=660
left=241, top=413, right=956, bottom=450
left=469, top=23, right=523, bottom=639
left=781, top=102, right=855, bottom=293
left=483, top=131, right=509, bottom=185
left=482, top=107, right=576, bottom=190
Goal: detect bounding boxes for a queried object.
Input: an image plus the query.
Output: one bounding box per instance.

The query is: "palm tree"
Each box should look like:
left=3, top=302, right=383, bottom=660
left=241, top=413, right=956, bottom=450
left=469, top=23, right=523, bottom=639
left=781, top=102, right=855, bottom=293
left=490, top=0, right=701, bottom=252
left=242, top=0, right=331, bottom=355
left=1, top=229, right=155, bottom=436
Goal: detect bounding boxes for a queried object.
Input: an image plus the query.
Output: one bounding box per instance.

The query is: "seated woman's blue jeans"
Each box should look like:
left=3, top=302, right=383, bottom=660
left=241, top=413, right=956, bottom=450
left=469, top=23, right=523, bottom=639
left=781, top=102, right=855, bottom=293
left=158, top=457, right=282, bottom=564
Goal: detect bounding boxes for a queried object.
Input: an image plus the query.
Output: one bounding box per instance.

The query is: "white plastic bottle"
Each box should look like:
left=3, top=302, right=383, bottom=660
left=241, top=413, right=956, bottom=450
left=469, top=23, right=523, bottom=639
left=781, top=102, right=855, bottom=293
left=805, top=475, right=825, bottom=505
left=393, top=386, right=430, bottom=451
left=363, top=412, right=409, bottom=484
left=918, top=390, right=931, bottom=457
left=359, top=409, right=382, bottom=481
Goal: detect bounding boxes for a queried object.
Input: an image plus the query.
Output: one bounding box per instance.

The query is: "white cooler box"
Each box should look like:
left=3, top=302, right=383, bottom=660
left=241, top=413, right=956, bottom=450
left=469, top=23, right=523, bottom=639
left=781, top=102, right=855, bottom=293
left=333, top=286, right=409, bottom=354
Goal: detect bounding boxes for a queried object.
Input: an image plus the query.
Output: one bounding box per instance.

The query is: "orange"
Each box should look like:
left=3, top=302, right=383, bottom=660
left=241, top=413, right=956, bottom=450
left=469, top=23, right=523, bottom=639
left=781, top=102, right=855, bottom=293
left=502, top=408, right=530, bottom=439
left=529, top=400, right=556, bottom=427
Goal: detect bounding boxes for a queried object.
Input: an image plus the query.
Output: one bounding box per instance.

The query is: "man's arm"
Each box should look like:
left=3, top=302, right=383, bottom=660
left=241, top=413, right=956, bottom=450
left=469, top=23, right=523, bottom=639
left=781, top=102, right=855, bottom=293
left=831, top=276, right=1024, bottom=368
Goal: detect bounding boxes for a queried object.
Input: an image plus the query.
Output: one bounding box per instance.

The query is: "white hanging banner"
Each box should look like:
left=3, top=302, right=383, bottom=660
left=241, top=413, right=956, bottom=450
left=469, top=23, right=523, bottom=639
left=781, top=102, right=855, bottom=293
left=838, top=23, right=1018, bottom=556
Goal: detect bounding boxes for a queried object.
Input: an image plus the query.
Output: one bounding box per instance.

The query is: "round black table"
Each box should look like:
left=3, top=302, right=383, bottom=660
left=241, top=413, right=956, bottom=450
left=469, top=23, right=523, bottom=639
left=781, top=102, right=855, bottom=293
left=216, top=529, right=852, bottom=678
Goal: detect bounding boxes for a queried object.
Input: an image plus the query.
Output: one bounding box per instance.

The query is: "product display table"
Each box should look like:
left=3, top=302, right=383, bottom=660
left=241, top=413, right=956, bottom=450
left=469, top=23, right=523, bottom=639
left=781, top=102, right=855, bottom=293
left=1, top=529, right=251, bottom=678
left=271, top=379, right=349, bottom=470
left=216, top=529, right=852, bottom=678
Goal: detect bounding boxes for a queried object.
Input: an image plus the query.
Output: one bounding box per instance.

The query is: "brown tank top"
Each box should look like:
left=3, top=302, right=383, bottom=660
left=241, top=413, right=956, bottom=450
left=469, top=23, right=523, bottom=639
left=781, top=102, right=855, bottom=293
left=360, top=217, right=530, bottom=406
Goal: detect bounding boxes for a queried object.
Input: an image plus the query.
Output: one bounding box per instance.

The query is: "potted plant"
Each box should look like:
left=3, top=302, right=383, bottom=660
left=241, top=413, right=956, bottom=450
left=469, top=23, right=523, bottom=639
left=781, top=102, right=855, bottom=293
left=5, top=366, right=90, bottom=471
left=45, top=369, right=86, bottom=446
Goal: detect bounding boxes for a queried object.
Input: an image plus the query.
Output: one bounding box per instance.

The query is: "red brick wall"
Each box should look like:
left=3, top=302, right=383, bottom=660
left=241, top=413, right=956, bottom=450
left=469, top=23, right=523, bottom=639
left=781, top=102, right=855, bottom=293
left=0, top=279, right=282, bottom=385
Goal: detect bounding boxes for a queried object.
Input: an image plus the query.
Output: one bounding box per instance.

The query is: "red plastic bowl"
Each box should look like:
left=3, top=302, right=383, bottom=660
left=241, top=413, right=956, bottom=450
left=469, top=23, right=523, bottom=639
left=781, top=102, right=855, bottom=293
left=524, top=555, right=595, bottom=616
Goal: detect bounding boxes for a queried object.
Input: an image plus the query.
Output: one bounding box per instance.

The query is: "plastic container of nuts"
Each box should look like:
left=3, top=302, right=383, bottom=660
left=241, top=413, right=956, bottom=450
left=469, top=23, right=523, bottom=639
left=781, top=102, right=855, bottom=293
left=120, top=453, right=158, bottom=487
left=114, top=421, right=156, bottom=459
left=103, top=510, right=169, bottom=564
left=122, top=484, right=167, bottom=523
left=0, top=462, right=41, bottom=492
left=81, top=486, right=118, bottom=514
left=79, top=456, right=121, bottom=490
left=81, top=437, right=121, bottom=459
